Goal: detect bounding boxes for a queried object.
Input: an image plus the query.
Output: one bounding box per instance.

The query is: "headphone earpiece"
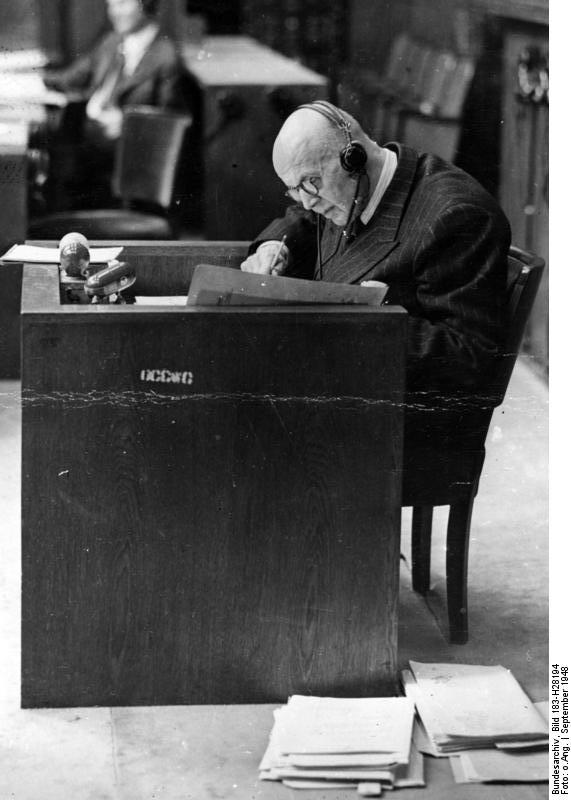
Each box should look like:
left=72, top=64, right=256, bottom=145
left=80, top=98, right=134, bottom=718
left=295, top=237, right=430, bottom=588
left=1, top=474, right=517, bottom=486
left=296, top=101, right=368, bottom=175
left=340, top=141, right=368, bottom=174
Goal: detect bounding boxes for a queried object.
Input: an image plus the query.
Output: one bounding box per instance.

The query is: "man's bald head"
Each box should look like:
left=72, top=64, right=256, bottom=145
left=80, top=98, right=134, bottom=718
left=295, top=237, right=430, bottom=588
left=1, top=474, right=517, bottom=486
left=272, top=104, right=382, bottom=228
left=272, top=107, right=344, bottom=179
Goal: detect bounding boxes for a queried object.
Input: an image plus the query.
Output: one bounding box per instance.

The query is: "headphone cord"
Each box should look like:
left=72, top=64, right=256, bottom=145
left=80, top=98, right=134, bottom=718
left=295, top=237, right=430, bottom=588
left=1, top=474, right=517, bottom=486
left=316, top=172, right=368, bottom=280
left=317, top=215, right=322, bottom=280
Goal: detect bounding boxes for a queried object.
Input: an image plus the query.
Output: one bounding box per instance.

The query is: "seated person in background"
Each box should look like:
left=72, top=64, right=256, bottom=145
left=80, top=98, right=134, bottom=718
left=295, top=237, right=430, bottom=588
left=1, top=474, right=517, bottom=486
left=42, top=0, right=189, bottom=209
left=241, top=101, right=511, bottom=421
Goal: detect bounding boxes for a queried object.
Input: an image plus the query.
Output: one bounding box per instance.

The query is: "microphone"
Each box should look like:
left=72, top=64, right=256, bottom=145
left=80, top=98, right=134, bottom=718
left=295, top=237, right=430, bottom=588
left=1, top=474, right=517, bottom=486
left=84, top=259, right=136, bottom=302
left=59, top=232, right=90, bottom=278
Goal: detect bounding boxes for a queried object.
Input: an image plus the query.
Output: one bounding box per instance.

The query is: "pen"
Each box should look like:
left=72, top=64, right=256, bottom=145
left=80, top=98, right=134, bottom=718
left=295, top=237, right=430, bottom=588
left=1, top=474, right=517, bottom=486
left=269, top=235, right=287, bottom=275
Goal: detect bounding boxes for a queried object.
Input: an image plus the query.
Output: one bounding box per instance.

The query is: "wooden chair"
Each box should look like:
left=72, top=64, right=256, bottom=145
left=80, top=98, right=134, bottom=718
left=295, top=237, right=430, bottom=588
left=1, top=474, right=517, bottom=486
left=401, top=246, right=545, bottom=644
left=28, top=106, right=192, bottom=240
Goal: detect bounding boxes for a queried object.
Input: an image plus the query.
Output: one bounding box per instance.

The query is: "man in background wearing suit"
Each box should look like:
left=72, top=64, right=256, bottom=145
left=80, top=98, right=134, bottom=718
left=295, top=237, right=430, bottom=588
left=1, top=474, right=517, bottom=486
left=241, top=101, right=511, bottom=409
left=42, top=0, right=188, bottom=209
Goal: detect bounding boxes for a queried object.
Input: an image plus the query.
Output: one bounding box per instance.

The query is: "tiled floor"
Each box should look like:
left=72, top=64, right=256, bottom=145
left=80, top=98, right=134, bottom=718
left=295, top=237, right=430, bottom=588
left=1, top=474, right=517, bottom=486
left=0, top=357, right=549, bottom=799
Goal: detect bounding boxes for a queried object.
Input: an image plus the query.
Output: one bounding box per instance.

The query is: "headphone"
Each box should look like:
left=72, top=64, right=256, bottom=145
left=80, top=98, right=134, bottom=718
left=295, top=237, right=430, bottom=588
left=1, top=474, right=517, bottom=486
left=295, top=100, right=368, bottom=175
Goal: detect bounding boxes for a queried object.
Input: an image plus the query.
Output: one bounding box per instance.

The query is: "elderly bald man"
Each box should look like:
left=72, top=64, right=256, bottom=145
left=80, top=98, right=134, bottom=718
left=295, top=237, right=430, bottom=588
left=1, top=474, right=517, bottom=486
left=241, top=101, right=511, bottom=401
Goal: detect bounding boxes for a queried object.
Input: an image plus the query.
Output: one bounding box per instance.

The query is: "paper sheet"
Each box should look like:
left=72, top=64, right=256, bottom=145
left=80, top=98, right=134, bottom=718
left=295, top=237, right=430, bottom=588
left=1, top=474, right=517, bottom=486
left=1, top=244, right=124, bottom=264
left=275, top=695, right=415, bottom=756
left=134, top=296, right=188, bottom=306
left=393, top=736, right=425, bottom=787
left=457, top=746, right=548, bottom=783
left=450, top=700, right=548, bottom=784
left=282, top=779, right=358, bottom=789
left=408, top=661, right=547, bottom=746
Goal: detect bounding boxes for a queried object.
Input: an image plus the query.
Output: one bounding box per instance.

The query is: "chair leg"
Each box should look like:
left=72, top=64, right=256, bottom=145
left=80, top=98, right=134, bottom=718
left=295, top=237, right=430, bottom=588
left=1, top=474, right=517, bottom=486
left=411, top=506, right=433, bottom=595
left=446, top=497, right=475, bottom=645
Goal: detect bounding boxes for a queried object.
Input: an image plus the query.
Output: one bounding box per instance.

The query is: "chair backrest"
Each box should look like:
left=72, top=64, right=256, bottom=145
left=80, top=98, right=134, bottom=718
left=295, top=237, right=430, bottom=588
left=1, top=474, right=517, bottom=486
left=437, top=56, right=475, bottom=118
left=493, top=245, right=545, bottom=401
left=112, top=106, right=193, bottom=210
left=382, top=33, right=413, bottom=88
left=421, top=51, right=457, bottom=112
left=404, top=42, right=434, bottom=101
left=387, top=38, right=426, bottom=96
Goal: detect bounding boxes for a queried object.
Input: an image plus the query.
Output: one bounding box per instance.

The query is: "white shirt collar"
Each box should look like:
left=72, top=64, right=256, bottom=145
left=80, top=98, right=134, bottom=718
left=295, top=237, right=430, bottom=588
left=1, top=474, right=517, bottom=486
left=360, top=147, right=398, bottom=225
left=120, top=22, right=159, bottom=76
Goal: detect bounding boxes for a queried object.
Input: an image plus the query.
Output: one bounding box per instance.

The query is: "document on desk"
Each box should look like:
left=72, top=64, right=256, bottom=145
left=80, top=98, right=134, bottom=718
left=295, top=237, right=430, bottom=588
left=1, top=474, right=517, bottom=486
left=0, top=49, right=49, bottom=72
left=0, top=69, right=67, bottom=106
left=1, top=244, right=124, bottom=264
left=187, top=264, right=388, bottom=306
left=135, top=296, right=188, bottom=306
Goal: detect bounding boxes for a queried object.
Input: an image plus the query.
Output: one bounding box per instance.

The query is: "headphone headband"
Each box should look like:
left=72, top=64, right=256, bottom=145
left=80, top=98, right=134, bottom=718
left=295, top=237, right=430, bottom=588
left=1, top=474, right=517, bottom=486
left=295, top=101, right=367, bottom=174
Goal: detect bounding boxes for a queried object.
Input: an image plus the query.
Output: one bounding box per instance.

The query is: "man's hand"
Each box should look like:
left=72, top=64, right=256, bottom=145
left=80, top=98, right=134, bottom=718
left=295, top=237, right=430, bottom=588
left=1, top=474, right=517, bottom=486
left=98, top=107, right=123, bottom=141
left=240, top=240, right=289, bottom=276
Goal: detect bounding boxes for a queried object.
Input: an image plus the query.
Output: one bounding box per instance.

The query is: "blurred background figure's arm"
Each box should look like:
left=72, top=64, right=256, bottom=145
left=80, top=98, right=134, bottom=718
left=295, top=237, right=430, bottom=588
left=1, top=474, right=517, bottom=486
left=42, top=50, right=95, bottom=99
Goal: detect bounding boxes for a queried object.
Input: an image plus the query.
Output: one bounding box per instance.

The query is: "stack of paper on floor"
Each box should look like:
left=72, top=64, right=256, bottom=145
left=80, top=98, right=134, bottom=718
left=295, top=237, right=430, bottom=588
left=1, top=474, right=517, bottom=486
left=402, top=661, right=548, bottom=755
left=450, top=700, right=549, bottom=783
left=402, top=661, right=548, bottom=785
left=259, top=695, right=424, bottom=795
left=448, top=701, right=549, bottom=784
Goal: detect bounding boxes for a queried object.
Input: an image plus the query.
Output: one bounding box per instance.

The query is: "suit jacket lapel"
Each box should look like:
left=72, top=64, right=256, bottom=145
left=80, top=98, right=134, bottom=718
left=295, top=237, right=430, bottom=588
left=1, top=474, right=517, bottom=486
left=91, top=34, right=121, bottom=91
left=116, top=34, right=162, bottom=98
left=321, top=143, right=419, bottom=284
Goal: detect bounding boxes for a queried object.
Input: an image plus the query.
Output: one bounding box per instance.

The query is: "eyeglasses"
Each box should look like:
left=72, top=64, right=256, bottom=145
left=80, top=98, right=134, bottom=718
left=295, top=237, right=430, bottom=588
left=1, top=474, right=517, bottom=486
left=284, top=176, right=321, bottom=202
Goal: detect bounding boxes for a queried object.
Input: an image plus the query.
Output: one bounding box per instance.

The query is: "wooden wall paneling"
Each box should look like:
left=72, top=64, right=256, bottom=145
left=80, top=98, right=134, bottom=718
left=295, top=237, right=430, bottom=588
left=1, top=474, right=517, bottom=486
left=499, top=21, right=548, bottom=371
left=0, top=0, right=40, bottom=51
left=525, top=98, right=548, bottom=369
left=348, top=0, right=415, bottom=73
left=66, top=0, right=108, bottom=58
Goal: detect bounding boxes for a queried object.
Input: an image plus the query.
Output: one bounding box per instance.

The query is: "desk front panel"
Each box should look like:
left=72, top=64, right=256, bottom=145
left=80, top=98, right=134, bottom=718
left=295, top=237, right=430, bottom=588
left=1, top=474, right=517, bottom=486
left=21, top=265, right=406, bottom=707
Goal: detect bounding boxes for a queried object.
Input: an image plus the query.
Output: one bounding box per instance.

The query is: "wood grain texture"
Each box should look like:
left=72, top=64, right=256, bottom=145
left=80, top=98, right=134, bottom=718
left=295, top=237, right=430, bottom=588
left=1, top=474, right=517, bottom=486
left=21, top=255, right=406, bottom=707
left=0, top=138, right=27, bottom=377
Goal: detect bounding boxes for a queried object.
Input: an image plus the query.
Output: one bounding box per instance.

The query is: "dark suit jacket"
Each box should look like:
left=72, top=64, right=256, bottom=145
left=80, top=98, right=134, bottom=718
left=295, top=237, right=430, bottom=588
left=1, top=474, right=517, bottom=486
left=253, top=143, right=511, bottom=406
left=45, top=30, right=188, bottom=111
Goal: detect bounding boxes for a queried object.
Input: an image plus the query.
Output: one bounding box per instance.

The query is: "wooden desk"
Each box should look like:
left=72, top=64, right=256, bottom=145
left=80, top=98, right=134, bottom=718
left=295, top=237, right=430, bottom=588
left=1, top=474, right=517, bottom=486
left=0, top=55, right=66, bottom=377
left=182, top=36, right=328, bottom=239
left=21, top=242, right=407, bottom=708
left=0, top=121, right=28, bottom=378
